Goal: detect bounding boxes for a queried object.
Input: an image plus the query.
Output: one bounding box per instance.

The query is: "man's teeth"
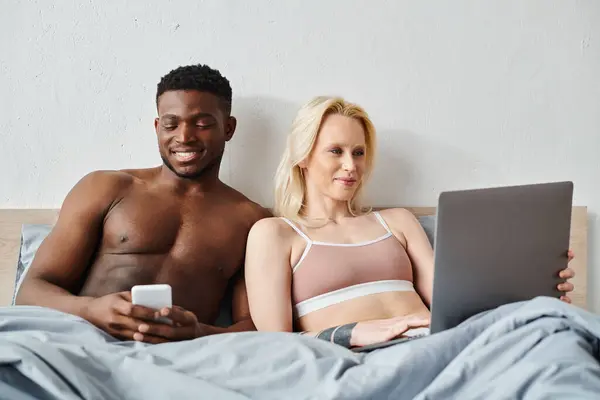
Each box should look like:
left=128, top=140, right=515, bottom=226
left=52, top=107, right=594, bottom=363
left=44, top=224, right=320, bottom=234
left=176, top=152, right=195, bottom=156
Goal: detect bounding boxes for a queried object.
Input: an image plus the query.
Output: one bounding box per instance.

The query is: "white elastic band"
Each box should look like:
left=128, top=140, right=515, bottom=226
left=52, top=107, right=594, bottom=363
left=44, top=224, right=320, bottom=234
left=294, top=280, right=415, bottom=318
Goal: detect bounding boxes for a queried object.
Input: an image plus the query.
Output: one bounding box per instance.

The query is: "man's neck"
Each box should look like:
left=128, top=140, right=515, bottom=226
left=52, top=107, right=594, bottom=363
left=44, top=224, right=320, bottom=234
left=158, top=165, right=223, bottom=196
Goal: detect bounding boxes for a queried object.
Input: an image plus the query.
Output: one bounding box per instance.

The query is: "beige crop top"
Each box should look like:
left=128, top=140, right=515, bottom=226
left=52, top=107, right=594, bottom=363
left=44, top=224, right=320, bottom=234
left=281, top=212, right=416, bottom=318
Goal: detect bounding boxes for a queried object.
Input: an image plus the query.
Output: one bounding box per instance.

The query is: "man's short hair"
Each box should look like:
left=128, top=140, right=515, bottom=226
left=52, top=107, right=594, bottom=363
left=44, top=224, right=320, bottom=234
left=156, top=64, right=232, bottom=114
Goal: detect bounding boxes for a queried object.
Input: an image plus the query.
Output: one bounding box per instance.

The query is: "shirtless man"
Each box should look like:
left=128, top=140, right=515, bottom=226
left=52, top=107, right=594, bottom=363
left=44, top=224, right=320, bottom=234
left=15, top=64, right=270, bottom=344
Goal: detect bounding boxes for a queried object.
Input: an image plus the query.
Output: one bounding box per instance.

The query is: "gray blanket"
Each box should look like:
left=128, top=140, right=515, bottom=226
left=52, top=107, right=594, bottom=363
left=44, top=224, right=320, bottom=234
left=1, top=296, right=600, bottom=400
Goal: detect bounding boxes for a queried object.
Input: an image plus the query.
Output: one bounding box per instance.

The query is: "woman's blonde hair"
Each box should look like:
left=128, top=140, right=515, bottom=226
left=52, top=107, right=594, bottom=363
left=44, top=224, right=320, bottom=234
left=274, top=96, right=377, bottom=224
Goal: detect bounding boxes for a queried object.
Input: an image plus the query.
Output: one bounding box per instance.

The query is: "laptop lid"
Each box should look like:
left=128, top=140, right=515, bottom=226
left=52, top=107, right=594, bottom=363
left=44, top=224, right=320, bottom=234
left=429, top=181, right=573, bottom=334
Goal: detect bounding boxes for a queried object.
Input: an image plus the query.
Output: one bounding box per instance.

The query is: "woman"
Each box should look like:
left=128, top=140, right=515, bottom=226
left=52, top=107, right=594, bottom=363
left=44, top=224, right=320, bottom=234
left=244, top=96, right=575, bottom=348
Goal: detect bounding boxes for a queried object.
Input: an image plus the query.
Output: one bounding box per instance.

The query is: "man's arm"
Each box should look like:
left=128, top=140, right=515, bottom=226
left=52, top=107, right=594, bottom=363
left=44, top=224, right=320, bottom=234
left=207, top=205, right=273, bottom=334
left=184, top=205, right=273, bottom=335
left=15, top=171, right=128, bottom=318
left=135, top=270, right=259, bottom=339
left=196, top=271, right=256, bottom=335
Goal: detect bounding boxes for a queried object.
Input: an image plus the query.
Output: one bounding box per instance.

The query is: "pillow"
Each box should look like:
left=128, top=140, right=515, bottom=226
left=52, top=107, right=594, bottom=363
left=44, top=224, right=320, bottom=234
left=12, top=223, right=53, bottom=305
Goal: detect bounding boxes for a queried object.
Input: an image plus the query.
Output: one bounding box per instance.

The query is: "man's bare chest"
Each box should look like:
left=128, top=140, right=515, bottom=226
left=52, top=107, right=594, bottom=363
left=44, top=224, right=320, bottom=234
left=99, top=193, right=250, bottom=273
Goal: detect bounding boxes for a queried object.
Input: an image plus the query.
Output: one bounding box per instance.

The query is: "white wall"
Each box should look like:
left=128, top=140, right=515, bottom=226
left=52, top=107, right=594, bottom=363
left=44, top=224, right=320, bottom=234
left=2, top=1, right=599, bottom=308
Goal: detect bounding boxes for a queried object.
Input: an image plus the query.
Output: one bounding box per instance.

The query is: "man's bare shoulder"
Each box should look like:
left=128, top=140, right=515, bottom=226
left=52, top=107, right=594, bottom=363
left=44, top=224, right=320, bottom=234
left=53, top=169, right=147, bottom=226
left=244, top=200, right=273, bottom=223
left=219, top=185, right=273, bottom=224
left=71, top=170, right=132, bottom=194
left=118, top=166, right=161, bottom=182
left=63, top=168, right=158, bottom=213
left=78, top=168, right=156, bottom=193
left=78, top=167, right=161, bottom=191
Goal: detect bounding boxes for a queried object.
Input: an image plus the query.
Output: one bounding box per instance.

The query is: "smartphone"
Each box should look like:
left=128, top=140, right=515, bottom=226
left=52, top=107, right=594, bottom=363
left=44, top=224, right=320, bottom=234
left=131, top=284, right=172, bottom=324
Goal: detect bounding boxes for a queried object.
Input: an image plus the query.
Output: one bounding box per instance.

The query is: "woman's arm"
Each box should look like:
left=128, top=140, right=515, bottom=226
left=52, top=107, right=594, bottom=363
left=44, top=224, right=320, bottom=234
left=244, top=218, right=295, bottom=332
left=380, top=208, right=436, bottom=307
left=297, top=314, right=430, bottom=348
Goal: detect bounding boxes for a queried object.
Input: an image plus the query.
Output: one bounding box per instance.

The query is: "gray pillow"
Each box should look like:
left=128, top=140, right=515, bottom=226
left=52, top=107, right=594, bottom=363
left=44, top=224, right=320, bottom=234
left=12, top=224, right=53, bottom=304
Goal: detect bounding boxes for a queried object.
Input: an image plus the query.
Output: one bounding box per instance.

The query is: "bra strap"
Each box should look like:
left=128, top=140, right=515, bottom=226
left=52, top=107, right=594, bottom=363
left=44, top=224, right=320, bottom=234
left=373, top=211, right=392, bottom=234
left=280, top=217, right=312, bottom=243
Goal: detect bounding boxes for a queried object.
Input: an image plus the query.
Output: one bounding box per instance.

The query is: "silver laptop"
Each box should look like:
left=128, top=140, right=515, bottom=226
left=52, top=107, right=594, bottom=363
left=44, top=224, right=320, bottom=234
left=353, top=181, right=573, bottom=352
left=429, top=180, right=573, bottom=333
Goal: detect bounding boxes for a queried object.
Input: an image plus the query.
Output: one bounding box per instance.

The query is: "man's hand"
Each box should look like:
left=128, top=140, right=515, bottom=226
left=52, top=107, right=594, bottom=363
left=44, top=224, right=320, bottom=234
left=558, top=249, right=576, bottom=304
left=134, top=305, right=210, bottom=343
left=84, top=291, right=172, bottom=344
left=84, top=293, right=220, bottom=344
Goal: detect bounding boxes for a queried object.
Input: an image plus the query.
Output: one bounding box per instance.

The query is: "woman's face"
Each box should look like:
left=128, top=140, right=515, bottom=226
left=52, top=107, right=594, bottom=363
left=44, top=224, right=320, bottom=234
left=301, top=114, right=367, bottom=202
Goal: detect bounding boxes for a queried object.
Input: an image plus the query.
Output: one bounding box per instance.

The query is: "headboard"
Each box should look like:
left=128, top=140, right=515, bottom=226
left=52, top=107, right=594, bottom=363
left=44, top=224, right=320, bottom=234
left=0, top=207, right=589, bottom=309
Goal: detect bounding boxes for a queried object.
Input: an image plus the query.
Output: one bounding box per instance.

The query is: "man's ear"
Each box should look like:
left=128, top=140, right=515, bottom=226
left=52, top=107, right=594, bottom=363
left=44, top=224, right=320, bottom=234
left=154, top=118, right=160, bottom=135
left=224, top=116, right=237, bottom=141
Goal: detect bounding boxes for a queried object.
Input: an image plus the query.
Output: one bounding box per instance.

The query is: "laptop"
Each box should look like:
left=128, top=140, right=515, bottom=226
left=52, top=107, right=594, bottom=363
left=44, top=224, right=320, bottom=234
left=352, top=181, right=573, bottom=353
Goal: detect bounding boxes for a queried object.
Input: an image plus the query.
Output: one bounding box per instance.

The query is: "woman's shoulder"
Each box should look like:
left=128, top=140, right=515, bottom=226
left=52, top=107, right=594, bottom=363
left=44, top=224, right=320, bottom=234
left=375, top=207, right=419, bottom=224
left=375, top=207, right=428, bottom=240
left=248, top=216, right=299, bottom=242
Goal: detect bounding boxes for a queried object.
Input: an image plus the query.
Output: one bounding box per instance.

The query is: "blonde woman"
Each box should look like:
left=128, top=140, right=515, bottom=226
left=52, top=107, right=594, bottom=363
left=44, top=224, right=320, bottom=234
left=244, top=96, right=576, bottom=348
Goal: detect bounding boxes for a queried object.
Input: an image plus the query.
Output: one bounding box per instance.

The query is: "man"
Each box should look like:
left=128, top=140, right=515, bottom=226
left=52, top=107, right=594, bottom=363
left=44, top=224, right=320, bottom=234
left=15, top=64, right=271, bottom=344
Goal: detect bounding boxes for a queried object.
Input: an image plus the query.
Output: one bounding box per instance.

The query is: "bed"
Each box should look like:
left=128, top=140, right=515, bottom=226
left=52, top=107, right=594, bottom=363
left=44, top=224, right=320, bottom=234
left=0, top=207, right=598, bottom=400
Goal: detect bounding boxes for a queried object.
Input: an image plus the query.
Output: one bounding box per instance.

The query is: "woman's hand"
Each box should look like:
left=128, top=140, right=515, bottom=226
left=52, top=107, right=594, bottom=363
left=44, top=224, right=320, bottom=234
left=349, top=314, right=430, bottom=348
left=558, top=249, right=576, bottom=304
